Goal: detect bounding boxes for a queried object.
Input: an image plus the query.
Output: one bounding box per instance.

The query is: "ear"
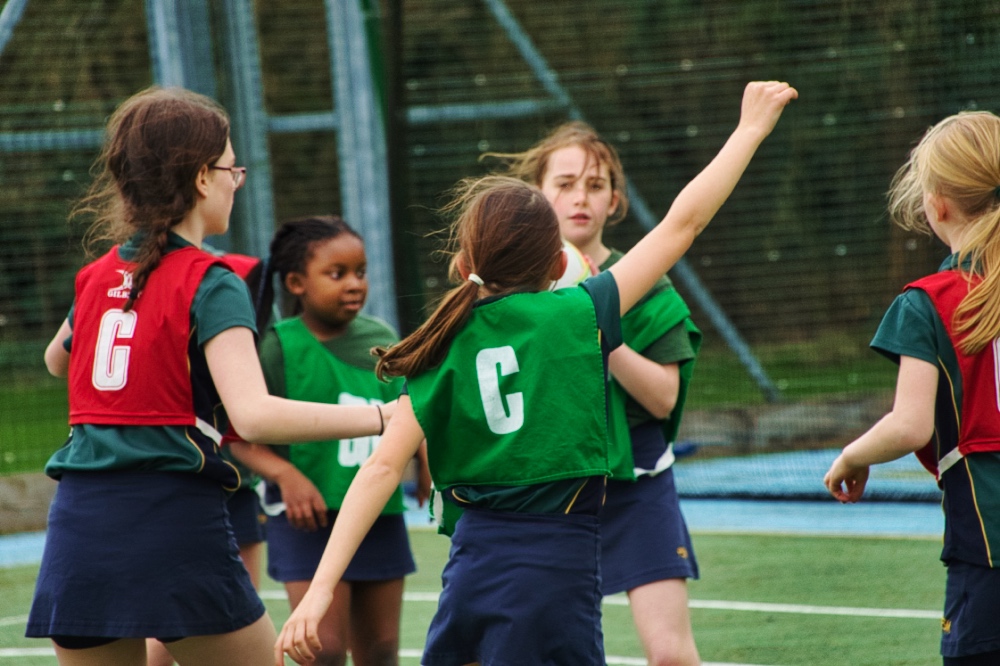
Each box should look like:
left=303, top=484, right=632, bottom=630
left=548, top=249, right=568, bottom=281
left=194, top=164, right=212, bottom=199
left=608, top=189, right=621, bottom=217
left=284, top=272, right=306, bottom=296
left=924, top=192, right=950, bottom=224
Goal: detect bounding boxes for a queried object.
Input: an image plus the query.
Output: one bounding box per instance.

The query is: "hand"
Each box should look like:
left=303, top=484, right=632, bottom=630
left=737, top=81, right=798, bottom=140
left=275, top=467, right=328, bottom=531
left=274, top=587, right=334, bottom=665
left=582, top=254, right=600, bottom=277
left=824, top=453, right=870, bottom=503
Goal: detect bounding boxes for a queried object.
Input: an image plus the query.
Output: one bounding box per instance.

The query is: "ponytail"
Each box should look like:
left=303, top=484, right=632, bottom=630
left=374, top=279, right=480, bottom=380
left=889, top=111, right=1000, bottom=355
left=250, top=255, right=276, bottom=333
left=374, top=175, right=562, bottom=380
left=123, top=223, right=173, bottom=312
left=954, top=206, right=1000, bottom=354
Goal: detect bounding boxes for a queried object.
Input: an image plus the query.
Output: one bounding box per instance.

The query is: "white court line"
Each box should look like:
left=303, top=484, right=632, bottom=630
left=0, top=647, right=769, bottom=665
left=686, top=599, right=939, bottom=619
left=2, top=594, right=934, bottom=663
left=262, top=589, right=940, bottom=620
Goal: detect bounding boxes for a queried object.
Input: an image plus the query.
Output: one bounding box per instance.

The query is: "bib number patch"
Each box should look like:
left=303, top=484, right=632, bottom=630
left=92, top=309, right=138, bottom=391
left=476, top=345, right=524, bottom=435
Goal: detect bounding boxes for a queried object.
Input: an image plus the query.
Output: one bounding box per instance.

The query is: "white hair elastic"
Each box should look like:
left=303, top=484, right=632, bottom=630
left=467, top=273, right=485, bottom=286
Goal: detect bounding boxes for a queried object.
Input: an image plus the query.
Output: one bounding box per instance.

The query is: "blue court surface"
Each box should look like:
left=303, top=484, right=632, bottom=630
left=0, top=501, right=942, bottom=569
left=1, top=449, right=943, bottom=567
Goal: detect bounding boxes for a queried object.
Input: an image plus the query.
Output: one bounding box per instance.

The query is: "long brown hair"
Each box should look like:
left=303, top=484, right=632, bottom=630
left=375, top=176, right=562, bottom=379
left=483, top=120, right=629, bottom=225
left=74, top=86, right=231, bottom=311
left=887, top=111, right=1000, bottom=354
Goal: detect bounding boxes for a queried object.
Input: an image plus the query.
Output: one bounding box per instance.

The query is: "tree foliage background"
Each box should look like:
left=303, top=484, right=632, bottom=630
left=2, top=0, right=997, bottom=407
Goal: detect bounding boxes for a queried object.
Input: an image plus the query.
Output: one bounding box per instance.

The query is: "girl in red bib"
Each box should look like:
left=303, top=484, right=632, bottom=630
left=825, top=111, right=1000, bottom=665
left=275, top=81, right=796, bottom=666
left=27, top=87, right=390, bottom=666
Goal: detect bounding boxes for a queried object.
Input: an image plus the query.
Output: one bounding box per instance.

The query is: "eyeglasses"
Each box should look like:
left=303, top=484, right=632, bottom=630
left=209, top=165, right=247, bottom=189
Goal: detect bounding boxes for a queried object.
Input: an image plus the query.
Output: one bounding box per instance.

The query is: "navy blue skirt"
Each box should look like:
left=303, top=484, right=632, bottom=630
left=26, top=472, right=265, bottom=639
left=267, top=510, right=415, bottom=583
left=941, top=560, right=1000, bottom=657
left=423, top=509, right=605, bottom=666
left=600, top=466, right=698, bottom=595
left=227, top=485, right=265, bottom=546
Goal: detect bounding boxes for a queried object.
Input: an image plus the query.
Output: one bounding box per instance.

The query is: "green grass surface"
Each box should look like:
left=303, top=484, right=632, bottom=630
left=0, top=530, right=944, bottom=665
left=688, top=334, right=898, bottom=408
left=0, top=379, right=68, bottom=476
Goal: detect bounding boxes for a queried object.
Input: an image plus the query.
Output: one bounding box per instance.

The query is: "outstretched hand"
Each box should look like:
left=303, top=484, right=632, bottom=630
left=823, top=454, right=870, bottom=503
left=274, top=587, right=334, bottom=665
left=737, top=81, right=798, bottom=140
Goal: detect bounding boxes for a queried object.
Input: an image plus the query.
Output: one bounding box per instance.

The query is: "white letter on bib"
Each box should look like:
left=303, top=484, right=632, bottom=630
left=92, top=309, right=138, bottom=391
left=338, top=393, right=382, bottom=467
left=476, top=346, right=524, bottom=435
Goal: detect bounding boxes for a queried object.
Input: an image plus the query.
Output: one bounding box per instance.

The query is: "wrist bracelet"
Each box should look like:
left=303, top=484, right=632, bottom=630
left=376, top=404, right=384, bottom=436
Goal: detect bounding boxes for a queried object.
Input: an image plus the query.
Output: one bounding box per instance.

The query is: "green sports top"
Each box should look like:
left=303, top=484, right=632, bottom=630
left=600, top=249, right=701, bottom=479
left=261, top=315, right=405, bottom=513
left=408, top=272, right=622, bottom=533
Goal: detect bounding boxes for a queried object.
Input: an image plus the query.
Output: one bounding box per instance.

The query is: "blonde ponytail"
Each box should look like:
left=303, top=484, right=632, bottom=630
left=888, top=111, right=1000, bottom=354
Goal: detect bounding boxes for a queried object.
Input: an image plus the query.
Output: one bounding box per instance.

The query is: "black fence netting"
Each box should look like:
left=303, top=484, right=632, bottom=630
left=3, top=0, right=988, bottom=500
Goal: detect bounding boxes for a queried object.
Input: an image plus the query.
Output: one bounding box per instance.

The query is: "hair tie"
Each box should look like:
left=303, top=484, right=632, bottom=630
left=994, top=185, right=1000, bottom=199
left=467, top=273, right=485, bottom=286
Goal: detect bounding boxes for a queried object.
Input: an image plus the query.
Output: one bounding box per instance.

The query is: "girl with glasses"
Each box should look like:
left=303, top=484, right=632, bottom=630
left=26, top=86, right=391, bottom=666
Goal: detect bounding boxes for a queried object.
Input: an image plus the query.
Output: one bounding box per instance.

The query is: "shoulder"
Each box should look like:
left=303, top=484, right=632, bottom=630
left=871, top=288, right=940, bottom=365
left=350, top=314, right=400, bottom=345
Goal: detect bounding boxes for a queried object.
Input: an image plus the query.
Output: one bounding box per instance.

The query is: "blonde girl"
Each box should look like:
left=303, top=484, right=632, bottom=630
left=825, top=111, right=1000, bottom=665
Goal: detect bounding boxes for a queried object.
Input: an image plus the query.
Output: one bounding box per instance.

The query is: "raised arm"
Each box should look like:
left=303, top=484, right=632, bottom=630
left=274, top=395, right=426, bottom=665
left=609, top=81, right=797, bottom=314
left=206, top=326, right=389, bottom=444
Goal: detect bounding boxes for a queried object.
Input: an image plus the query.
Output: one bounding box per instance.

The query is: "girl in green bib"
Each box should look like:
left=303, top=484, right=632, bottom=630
left=230, top=216, right=428, bottom=666
left=489, top=122, right=703, bottom=665
left=274, top=81, right=797, bottom=666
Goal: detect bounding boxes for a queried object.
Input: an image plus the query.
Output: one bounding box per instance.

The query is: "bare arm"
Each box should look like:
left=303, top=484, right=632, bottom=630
left=274, top=395, right=425, bottom=664
left=608, top=346, right=679, bottom=419
left=415, top=439, right=432, bottom=506
left=609, top=81, right=797, bottom=314
left=824, top=355, right=938, bottom=503
left=44, top=319, right=73, bottom=378
left=205, top=326, right=388, bottom=444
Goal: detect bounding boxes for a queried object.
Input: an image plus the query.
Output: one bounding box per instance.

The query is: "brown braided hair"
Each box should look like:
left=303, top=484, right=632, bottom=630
left=74, top=87, right=230, bottom=311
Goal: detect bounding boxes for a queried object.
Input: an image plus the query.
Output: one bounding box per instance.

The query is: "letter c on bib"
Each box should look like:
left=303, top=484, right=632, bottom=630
left=475, top=346, right=524, bottom=435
